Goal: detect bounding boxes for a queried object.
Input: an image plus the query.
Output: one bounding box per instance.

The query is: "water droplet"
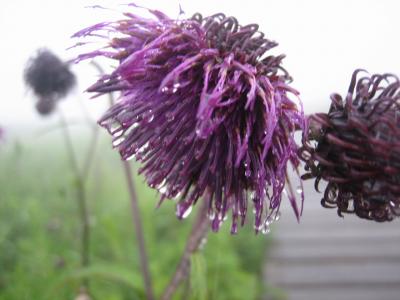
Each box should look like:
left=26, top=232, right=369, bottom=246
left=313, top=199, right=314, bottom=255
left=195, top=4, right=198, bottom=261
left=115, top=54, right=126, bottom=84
left=112, top=137, right=125, bottom=147
left=245, top=170, right=251, bottom=177
left=112, top=129, right=124, bottom=138
left=170, top=190, right=180, bottom=199
left=172, top=83, right=180, bottom=93
left=274, top=212, right=281, bottom=221
left=161, top=86, right=169, bottom=93
left=166, top=112, right=175, bottom=122
left=208, top=211, right=215, bottom=220
left=137, top=142, right=149, bottom=155
left=253, top=224, right=263, bottom=231
left=181, top=205, right=193, bottom=219
left=159, top=186, right=168, bottom=195
left=296, top=186, right=303, bottom=194
left=261, top=226, right=271, bottom=235
left=126, top=154, right=135, bottom=161
left=143, top=110, right=154, bottom=123
left=390, top=201, right=396, bottom=207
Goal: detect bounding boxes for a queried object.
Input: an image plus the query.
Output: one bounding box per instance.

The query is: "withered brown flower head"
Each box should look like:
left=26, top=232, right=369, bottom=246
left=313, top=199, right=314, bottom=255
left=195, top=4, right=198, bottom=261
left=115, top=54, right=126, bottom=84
left=300, top=70, right=400, bottom=222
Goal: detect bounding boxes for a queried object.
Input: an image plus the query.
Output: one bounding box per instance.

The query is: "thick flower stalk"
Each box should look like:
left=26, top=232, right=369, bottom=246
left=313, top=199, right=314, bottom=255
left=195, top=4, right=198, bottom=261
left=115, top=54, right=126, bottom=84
left=24, top=48, right=76, bottom=115
left=300, top=70, right=400, bottom=222
left=73, top=5, right=305, bottom=233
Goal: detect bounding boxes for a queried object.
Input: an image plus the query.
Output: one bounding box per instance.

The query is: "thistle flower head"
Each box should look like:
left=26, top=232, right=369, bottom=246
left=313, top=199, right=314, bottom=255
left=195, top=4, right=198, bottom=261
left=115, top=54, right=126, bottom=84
left=73, top=5, right=305, bottom=233
left=24, top=48, right=76, bottom=115
left=300, top=70, right=400, bottom=222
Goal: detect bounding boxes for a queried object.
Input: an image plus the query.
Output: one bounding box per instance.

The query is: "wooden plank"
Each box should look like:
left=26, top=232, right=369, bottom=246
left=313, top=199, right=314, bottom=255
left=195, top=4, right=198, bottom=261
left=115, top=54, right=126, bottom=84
left=272, top=226, right=400, bottom=242
left=284, top=287, right=400, bottom=300
left=265, top=262, right=400, bottom=286
left=269, top=240, right=400, bottom=264
left=264, top=177, right=400, bottom=300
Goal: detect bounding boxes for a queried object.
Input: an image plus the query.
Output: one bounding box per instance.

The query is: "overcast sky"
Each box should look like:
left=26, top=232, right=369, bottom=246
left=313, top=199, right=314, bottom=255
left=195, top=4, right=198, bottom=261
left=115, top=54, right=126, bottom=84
left=1, top=0, right=400, bottom=133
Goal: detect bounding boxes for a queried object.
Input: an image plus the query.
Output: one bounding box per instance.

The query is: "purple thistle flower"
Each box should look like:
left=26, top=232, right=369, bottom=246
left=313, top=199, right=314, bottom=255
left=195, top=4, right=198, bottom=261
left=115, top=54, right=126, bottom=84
left=300, top=70, right=400, bottom=222
left=73, top=5, right=305, bottom=233
left=24, top=48, right=76, bottom=115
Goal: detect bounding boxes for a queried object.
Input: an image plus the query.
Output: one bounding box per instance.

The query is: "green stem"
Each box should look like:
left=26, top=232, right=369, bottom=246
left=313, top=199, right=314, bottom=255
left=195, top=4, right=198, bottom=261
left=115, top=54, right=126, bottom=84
left=122, top=162, right=155, bottom=300
left=161, top=202, right=209, bottom=300
left=58, top=109, right=92, bottom=288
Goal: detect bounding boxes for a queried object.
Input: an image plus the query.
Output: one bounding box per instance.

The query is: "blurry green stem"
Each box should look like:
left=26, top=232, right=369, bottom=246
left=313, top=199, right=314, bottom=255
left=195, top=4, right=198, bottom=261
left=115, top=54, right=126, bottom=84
left=161, top=202, right=209, bottom=300
left=91, top=60, right=155, bottom=300
left=58, top=109, right=91, bottom=288
left=122, top=162, right=155, bottom=300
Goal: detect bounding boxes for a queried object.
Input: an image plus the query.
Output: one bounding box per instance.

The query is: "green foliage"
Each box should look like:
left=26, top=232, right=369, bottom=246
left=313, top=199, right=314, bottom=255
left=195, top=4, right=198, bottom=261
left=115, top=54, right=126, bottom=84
left=0, top=134, right=270, bottom=300
left=190, top=253, right=207, bottom=300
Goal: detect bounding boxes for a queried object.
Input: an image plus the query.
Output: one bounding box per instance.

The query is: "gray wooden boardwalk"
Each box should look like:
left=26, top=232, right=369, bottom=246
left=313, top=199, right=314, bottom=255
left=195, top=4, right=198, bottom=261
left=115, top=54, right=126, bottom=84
left=264, top=181, right=400, bottom=300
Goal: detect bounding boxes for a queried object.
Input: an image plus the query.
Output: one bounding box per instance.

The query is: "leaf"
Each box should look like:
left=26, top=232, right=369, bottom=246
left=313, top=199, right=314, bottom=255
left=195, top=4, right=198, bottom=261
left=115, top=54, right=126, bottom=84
left=44, top=263, right=144, bottom=299
left=190, top=253, right=207, bottom=300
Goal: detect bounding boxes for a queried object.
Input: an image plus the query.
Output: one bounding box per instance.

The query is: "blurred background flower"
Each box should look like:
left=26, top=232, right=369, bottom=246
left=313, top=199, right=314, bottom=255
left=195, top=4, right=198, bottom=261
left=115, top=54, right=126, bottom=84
left=24, top=49, right=76, bottom=116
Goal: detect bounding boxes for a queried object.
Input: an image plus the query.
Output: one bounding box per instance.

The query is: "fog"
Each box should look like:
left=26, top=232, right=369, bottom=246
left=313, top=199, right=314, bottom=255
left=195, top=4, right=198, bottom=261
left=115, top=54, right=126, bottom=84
left=1, top=0, right=400, bottom=130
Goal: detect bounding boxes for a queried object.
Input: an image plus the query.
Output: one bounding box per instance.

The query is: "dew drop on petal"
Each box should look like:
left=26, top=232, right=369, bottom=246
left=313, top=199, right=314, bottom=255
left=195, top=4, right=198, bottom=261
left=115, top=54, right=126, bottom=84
left=112, top=137, right=125, bottom=147
left=159, top=186, right=168, bottom=195
left=296, top=186, right=303, bottom=194
left=262, top=226, right=271, bottom=235
left=182, top=205, right=193, bottom=219
left=126, top=154, right=135, bottom=161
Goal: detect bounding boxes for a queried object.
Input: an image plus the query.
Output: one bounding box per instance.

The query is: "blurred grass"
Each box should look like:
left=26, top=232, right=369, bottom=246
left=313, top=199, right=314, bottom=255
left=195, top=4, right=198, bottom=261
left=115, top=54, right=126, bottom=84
left=0, top=128, right=271, bottom=300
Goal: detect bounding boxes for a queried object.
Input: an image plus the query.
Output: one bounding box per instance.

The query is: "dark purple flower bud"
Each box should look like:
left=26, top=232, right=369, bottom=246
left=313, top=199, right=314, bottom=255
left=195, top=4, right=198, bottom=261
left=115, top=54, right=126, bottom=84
left=73, top=6, right=305, bottom=233
left=24, top=48, right=76, bottom=111
left=300, top=70, right=400, bottom=222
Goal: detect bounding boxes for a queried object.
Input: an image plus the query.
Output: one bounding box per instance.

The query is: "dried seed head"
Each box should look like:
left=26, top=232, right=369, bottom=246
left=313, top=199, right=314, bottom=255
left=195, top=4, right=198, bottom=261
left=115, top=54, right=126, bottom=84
left=300, top=70, right=400, bottom=222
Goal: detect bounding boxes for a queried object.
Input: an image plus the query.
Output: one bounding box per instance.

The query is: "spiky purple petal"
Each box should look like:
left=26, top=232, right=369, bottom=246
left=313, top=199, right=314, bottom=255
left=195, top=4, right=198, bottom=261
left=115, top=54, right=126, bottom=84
left=74, top=5, right=305, bottom=233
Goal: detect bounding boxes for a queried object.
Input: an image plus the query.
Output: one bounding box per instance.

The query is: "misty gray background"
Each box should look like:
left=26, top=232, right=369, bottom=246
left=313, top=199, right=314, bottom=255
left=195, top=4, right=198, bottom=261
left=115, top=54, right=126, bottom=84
left=1, top=0, right=400, bottom=130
